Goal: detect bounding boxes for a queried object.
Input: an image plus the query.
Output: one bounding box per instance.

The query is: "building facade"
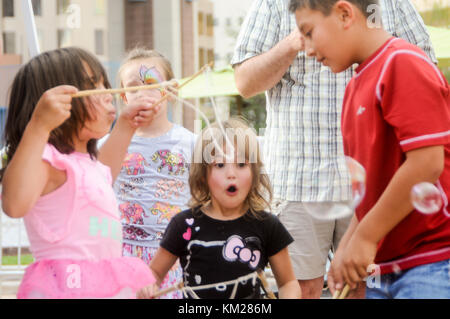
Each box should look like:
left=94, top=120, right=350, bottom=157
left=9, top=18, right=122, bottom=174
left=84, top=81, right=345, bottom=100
left=0, top=0, right=216, bottom=130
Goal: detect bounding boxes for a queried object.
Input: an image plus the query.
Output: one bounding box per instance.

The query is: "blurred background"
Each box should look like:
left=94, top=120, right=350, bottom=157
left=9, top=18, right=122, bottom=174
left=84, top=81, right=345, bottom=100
left=0, top=0, right=449, bottom=138
left=0, top=0, right=448, bottom=298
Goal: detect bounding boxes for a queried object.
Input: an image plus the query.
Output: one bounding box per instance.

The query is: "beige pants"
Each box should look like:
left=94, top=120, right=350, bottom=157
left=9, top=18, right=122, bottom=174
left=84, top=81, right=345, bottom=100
left=274, top=200, right=353, bottom=280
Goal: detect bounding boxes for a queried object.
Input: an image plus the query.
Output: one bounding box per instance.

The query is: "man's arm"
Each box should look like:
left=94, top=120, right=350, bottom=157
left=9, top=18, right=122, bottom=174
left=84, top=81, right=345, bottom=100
left=234, top=28, right=304, bottom=98
left=392, top=0, right=437, bottom=63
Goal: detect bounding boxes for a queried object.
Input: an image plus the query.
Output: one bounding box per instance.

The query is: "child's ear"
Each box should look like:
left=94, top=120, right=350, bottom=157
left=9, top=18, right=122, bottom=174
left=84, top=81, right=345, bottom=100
left=335, top=0, right=355, bottom=28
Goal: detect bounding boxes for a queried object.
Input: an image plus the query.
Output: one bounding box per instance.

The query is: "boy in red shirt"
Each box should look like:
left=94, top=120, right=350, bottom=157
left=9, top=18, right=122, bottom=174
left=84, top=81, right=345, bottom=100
left=289, top=0, right=450, bottom=298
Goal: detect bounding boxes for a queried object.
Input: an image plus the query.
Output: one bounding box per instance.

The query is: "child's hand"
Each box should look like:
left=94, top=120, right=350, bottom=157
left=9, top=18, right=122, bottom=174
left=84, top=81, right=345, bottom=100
left=136, top=283, right=160, bottom=299
left=164, top=81, right=179, bottom=100
left=120, top=96, right=161, bottom=128
left=330, top=233, right=377, bottom=291
left=30, top=86, right=78, bottom=133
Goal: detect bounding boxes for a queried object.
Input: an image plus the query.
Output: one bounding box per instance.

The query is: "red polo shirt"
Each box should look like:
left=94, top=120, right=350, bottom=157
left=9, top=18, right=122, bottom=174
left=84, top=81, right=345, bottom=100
left=342, top=37, right=450, bottom=275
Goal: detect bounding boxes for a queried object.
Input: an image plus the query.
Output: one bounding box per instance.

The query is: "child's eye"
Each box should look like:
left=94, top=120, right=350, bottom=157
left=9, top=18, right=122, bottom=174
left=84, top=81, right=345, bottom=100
left=305, top=30, right=312, bottom=38
left=238, top=163, right=247, bottom=168
left=215, top=163, right=225, bottom=168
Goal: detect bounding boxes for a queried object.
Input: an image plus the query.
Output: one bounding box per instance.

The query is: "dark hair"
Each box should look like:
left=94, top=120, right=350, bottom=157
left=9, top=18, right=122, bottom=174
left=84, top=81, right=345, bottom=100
left=1, top=47, right=111, bottom=181
left=289, top=0, right=379, bottom=17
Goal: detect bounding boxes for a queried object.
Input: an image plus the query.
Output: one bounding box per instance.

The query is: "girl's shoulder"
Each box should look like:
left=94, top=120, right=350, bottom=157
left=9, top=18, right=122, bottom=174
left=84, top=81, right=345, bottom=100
left=172, top=206, right=199, bottom=221
left=42, top=143, right=74, bottom=170
left=246, top=210, right=275, bottom=222
left=171, top=125, right=197, bottom=142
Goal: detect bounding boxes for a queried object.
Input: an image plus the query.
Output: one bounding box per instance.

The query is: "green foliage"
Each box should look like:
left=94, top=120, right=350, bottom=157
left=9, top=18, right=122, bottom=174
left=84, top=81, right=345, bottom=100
left=1, top=254, right=34, bottom=266
left=443, top=67, right=450, bottom=82
left=229, top=94, right=267, bottom=132
left=420, top=5, right=449, bottom=27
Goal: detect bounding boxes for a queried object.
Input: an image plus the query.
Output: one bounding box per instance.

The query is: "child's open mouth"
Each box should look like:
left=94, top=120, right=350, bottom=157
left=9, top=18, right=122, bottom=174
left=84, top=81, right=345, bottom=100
left=226, top=185, right=237, bottom=195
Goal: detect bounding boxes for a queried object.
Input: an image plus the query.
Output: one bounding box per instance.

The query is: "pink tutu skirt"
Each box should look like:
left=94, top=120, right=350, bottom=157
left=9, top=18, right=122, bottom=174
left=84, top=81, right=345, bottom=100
left=17, top=257, right=155, bottom=299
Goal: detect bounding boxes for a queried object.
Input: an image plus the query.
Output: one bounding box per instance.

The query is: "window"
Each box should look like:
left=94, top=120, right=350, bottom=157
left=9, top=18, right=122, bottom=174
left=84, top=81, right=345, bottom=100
left=95, top=0, right=105, bottom=15
left=57, top=0, right=71, bottom=14
left=198, top=12, right=204, bottom=35
left=2, top=0, right=14, bottom=17
left=95, top=30, right=104, bottom=55
left=32, top=0, right=42, bottom=16
left=206, top=14, right=214, bottom=36
left=226, top=18, right=231, bottom=26
left=57, top=29, right=73, bottom=48
left=2, top=32, right=15, bottom=54
left=199, top=48, right=205, bottom=67
left=207, top=49, right=214, bottom=66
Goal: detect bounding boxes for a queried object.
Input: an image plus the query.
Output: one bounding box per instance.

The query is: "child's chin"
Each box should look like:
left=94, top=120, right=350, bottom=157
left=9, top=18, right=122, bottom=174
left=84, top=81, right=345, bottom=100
left=331, top=64, right=352, bottom=74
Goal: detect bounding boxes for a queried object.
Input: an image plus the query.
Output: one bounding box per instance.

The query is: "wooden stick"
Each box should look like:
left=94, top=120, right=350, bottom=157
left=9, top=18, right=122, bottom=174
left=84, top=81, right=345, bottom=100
left=149, top=62, right=214, bottom=109
left=338, top=284, right=350, bottom=299
left=71, top=80, right=176, bottom=98
left=71, top=62, right=213, bottom=98
left=332, top=284, right=351, bottom=299
left=152, top=282, right=184, bottom=299
left=332, top=290, right=341, bottom=299
left=257, top=270, right=277, bottom=299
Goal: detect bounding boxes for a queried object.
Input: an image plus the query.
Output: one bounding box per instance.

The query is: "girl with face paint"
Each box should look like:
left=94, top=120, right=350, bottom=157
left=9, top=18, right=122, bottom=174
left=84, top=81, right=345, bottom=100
left=110, top=48, right=197, bottom=299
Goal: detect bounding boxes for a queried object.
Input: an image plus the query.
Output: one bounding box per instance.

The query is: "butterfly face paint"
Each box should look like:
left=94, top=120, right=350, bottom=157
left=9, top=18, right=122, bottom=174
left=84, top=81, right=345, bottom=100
left=139, top=65, right=164, bottom=85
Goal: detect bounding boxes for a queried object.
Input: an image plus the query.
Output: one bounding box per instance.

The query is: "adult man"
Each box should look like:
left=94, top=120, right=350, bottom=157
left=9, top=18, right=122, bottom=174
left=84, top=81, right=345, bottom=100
left=232, top=0, right=436, bottom=298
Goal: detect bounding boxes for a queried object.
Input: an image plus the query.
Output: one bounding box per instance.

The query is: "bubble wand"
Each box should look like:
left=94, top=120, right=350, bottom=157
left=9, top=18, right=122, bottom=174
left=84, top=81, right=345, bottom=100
left=71, top=62, right=213, bottom=99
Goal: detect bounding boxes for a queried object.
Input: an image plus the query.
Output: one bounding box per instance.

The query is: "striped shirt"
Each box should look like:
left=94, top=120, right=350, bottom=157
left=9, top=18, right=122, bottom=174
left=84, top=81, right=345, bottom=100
left=231, top=0, right=437, bottom=202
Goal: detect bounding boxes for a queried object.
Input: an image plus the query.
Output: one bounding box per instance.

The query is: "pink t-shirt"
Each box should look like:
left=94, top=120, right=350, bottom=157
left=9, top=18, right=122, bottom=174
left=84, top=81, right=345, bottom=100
left=18, top=144, right=155, bottom=299
left=24, top=144, right=122, bottom=261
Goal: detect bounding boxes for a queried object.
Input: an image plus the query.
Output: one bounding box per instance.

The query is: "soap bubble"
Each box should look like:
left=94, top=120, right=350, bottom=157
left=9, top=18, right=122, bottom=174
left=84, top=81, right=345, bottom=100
left=346, top=156, right=366, bottom=209
left=411, top=182, right=442, bottom=215
left=304, top=156, right=366, bottom=220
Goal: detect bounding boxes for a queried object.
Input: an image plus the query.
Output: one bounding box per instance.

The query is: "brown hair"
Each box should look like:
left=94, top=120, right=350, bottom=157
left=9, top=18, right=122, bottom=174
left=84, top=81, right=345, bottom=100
left=1, top=47, right=111, bottom=180
left=189, top=117, right=273, bottom=220
left=118, top=46, right=174, bottom=88
left=289, top=0, right=379, bottom=17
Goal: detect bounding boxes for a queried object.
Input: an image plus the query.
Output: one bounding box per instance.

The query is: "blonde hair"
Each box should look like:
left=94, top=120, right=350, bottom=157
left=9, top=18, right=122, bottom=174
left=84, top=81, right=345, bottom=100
left=118, top=46, right=174, bottom=88
left=189, top=117, right=273, bottom=219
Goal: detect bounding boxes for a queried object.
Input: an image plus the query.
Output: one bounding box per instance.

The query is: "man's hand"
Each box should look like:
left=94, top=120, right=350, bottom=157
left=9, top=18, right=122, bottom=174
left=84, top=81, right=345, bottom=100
left=286, top=27, right=305, bottom=53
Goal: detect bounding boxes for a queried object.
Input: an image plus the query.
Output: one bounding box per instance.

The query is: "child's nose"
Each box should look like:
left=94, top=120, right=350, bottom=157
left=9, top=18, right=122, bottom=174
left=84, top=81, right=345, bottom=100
left=225, top=164, right=237, bottom=178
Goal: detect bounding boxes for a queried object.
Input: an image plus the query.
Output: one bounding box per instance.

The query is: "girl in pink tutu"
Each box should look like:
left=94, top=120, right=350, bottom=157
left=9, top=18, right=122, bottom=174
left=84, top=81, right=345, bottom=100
left=0, top=47, right=158, bottom=299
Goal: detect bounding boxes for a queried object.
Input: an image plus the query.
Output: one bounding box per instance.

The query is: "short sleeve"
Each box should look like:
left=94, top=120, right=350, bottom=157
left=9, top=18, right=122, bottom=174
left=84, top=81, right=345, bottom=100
left=231, top=0, right=281, bottom=66
left=42, top=144, right=70, bottom=171
left=265, top=213, right=294, bottom=257
left=160, top=215, right=187, bottom=257
left=378, top=52, right=450, bottom=152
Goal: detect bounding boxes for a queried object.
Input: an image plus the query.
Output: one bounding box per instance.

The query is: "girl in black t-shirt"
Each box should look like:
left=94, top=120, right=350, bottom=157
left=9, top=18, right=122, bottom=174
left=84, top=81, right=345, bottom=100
left=137, top=118, right=301, bottom=299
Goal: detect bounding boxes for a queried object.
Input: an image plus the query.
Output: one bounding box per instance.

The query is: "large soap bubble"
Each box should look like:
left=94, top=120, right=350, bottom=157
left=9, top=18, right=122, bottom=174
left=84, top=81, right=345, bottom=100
left=411, top=182, right=443, bottom=215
